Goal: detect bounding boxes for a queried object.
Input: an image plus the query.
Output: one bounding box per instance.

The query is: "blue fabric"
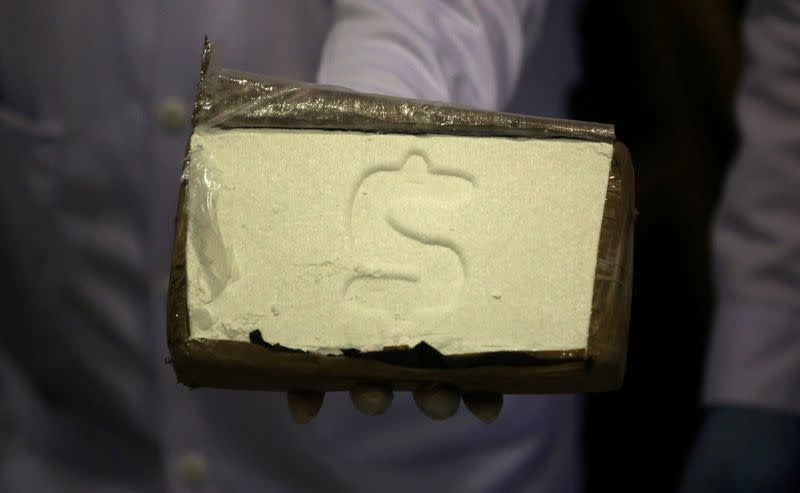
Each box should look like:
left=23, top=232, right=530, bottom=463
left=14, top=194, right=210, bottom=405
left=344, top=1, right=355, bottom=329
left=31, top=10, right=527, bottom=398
left=704, top=0, right=800, bottom=413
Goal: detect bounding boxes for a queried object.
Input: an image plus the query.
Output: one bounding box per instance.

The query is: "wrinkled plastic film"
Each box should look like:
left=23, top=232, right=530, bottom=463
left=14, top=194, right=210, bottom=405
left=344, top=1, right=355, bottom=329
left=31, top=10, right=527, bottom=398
left=181, top=140, right=238, bottom=302
left=192, top=40, right=614, bottom=141
left=197, top=69, right=614, bottom=141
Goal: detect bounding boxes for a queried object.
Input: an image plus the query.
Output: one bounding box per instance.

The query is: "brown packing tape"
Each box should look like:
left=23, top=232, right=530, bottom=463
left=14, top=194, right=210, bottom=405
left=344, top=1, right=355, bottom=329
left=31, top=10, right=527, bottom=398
left=166, top=39, right=636, bottom=393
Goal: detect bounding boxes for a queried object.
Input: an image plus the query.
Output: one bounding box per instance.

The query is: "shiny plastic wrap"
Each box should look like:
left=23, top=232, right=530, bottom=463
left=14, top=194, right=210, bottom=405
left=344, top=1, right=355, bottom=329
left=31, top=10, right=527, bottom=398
left=193, top=42, right=614, bottom=141
left=168, top=39, right=635, bottom=393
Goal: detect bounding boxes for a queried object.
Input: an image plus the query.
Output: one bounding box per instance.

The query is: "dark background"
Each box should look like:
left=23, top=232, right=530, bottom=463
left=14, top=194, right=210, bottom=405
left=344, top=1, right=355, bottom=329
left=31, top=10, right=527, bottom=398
left=573, top=1, right=746, bottom=491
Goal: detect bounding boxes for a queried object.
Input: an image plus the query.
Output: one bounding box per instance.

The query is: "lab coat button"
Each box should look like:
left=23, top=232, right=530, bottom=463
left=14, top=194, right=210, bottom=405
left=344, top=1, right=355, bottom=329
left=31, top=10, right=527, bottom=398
left=158, top=97, right=189, bottom=133
left=177, top=451, right=208, bottom=489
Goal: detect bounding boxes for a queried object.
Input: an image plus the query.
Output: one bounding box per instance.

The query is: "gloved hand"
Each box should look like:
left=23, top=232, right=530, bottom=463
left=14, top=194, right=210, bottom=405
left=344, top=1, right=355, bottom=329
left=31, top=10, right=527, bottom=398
left=287, top=385, right=503, bottom=424
left=680, top=405, right=800, bottom=493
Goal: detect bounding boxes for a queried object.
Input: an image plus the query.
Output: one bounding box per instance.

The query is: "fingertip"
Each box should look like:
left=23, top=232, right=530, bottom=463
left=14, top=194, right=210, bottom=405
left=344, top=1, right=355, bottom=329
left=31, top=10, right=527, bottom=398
left=288, top=390, right=325, bottom=424
left=463, top=392, right=503, bottom=424
left=350, top=383, right=394, bottom=416
left=413, top=384, right=460, bottom=420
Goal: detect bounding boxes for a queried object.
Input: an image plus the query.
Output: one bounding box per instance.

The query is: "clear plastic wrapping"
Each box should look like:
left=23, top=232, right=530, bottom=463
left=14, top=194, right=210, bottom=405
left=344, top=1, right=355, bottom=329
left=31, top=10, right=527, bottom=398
left=192, top=40, right=614, bottom=141
left=168, top=39, right=635, bottom=392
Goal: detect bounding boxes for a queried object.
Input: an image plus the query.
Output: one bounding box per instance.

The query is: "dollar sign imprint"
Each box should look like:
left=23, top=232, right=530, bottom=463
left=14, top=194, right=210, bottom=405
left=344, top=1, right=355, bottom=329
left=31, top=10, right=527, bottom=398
left=345, top=154, right=474, bottom=321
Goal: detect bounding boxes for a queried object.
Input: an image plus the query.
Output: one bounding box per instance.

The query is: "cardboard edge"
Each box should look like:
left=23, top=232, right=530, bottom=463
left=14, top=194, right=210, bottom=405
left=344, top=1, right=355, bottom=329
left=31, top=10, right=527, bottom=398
left=170, top=339, right=590, bottom=393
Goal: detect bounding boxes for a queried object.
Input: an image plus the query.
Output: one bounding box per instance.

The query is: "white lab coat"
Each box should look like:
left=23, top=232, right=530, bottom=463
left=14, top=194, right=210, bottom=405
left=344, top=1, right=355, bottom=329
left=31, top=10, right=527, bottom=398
left=703, top=0, right=800, bottom=415
left=0, top=1, right=587, bottom=492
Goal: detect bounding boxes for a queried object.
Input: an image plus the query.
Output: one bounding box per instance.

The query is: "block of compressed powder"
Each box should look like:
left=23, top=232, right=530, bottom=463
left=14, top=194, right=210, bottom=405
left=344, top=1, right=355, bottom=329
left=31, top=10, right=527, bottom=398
left=166, top=41, right=635, bottom=394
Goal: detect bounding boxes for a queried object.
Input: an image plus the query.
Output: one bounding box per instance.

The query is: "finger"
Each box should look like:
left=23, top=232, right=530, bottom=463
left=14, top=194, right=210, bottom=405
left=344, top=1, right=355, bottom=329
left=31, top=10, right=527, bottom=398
left=287, top=390, right=325, bottom=424
left=350, top=383, right=394, bottom=416
left=462, top=392, right=503, bottom=424
left=413, top=384, right=460, bottom=420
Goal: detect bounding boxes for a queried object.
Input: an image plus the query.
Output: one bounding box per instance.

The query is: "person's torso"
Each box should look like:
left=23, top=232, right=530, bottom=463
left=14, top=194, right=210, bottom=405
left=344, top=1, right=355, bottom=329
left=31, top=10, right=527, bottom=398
left=0, top=2, right=582, bottom=492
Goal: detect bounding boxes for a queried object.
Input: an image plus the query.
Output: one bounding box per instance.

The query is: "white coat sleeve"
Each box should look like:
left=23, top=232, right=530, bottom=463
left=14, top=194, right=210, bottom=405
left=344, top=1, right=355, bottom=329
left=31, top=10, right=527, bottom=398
left=317, top=0, right=548, bottom=111
left=703, top=0, right=800, bottom=414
